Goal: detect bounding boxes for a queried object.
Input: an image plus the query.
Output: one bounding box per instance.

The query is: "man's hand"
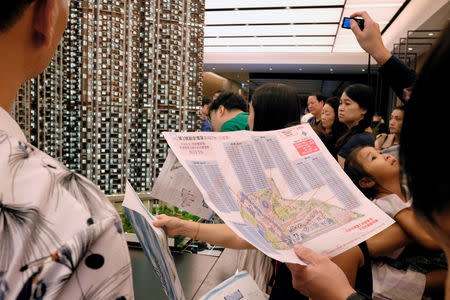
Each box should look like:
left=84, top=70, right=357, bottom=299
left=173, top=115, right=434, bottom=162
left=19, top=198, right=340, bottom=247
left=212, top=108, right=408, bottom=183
left=350, top=11, right=392, bottom=66
left=287, top=245, right=356, bottom=300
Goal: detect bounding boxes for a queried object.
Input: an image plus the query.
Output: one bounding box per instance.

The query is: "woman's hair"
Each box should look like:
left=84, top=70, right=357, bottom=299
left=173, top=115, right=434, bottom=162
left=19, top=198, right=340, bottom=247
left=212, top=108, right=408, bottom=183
left=392, top=105, right=405, bottom=112
left=344, top=146, right=378, bottom=199
left=324, top=96, right=347, bottom=138
left=400, top=23, right=450, bottom=223
left=335, top=84, right=375, bottom=149
left=312, top=97, right=346, bottom=157
left=251, top=83, right=301, bottom=131
left=209, top=92, right=248, bottom=113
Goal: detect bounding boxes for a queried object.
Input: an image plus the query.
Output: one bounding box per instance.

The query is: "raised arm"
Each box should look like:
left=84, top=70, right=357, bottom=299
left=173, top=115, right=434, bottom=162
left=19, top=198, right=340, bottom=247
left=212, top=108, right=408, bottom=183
left=153, top=214, right=254, bottom=249
left=349, top=11, right=392, bottom=66
left=350, top=11, right=416, bottom=102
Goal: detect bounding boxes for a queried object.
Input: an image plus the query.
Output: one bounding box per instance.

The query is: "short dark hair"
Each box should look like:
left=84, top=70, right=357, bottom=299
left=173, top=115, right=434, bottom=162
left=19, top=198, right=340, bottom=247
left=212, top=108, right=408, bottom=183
left=202, top=96, right=212, bottom=106
left=0, top=1, right=35, bottom=33
left=251, top=83, right=301, bottom=131
left=400, top=23, right=450, bottom=223
left=209, top=92, right=247, bottom=113
left=309, top=93, right=327, bottom=103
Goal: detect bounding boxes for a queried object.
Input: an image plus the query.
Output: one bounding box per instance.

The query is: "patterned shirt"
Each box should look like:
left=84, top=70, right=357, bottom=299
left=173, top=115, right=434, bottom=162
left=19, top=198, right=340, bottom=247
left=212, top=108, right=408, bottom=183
left=0, top=107, right=134, bottom=299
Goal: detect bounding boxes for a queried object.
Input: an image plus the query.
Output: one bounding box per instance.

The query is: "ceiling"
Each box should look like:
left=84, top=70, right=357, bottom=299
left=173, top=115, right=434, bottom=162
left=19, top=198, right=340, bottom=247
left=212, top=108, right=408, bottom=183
left=203, top=0, right=449, bottom=73
left=204, top=0, right=408, bottom=54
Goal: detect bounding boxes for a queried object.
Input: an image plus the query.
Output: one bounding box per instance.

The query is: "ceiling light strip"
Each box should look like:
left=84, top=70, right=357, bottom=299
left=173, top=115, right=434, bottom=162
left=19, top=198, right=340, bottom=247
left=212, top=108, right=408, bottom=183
left=205, top=36, right=335, bottom=46
left=204, top=46, right=333, bottom=52
left=206, top=5, right=344, bottom=12
left=205, top=8, right=343, bottom=25
left=205, top=0, right=345, bottom=9
left=204, top=24, right=338, bottom=37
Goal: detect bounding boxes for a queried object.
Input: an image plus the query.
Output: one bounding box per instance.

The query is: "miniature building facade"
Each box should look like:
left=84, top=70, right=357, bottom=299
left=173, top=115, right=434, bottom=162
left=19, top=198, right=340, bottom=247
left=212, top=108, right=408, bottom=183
left=12, top=0, right=205, bottom=195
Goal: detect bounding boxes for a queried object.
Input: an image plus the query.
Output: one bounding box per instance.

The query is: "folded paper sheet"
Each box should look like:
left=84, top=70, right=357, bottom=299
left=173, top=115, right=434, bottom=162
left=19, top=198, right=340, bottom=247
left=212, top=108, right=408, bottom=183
left=123, top=180, right=185, bottom=300
left=150, top=150, right=214, bottom=220
left=164, top=124, right=394, bottom=264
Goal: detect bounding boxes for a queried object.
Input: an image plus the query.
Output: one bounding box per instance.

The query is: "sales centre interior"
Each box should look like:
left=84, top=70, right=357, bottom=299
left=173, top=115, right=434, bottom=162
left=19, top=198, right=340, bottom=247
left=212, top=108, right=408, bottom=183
left=5, top=0, right=450, bottom=299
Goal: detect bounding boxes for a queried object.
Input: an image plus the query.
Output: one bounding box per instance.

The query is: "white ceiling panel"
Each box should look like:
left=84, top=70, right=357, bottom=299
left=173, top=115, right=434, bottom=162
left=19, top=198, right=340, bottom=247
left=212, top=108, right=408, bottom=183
left=205, top=0, right=345, bottom=9
left=205, top=46, right=333, bottom=53
left=205, top=8, right=343, bottom=25
left=205, top=36, right=335, bottom=46
left=203, top=0, right=409, bottom=55
left=204, top=24, right=338, bottom=37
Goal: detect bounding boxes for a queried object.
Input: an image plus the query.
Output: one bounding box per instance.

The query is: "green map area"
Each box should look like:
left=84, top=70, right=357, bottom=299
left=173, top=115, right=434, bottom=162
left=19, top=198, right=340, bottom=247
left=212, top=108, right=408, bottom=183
left=238, top=179, right=363, bottom=250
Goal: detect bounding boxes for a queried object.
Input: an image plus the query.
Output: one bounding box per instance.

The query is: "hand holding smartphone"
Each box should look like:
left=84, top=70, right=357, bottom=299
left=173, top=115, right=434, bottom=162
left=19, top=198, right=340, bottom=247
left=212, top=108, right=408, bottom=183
left=342, top=17, right=364, bottom=31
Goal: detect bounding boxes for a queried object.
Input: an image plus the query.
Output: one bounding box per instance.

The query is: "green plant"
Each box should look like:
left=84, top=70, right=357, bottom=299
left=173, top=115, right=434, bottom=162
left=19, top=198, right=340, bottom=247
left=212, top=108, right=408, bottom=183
left=121, top=213, right=135, bottom=233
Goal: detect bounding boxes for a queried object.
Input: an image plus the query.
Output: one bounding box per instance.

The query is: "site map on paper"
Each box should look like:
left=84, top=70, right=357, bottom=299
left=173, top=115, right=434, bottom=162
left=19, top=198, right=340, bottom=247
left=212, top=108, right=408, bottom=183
left=238, top=179, right=362, bottom=250
left=163, top=124, right=394, bottom=263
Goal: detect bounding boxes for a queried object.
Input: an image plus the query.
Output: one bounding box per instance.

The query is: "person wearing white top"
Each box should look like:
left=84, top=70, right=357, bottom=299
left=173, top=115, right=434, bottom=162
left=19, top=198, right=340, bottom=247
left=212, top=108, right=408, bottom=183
left=342, top=146, right=446, bottom=299
left=0, top=1, right=134, bottom=299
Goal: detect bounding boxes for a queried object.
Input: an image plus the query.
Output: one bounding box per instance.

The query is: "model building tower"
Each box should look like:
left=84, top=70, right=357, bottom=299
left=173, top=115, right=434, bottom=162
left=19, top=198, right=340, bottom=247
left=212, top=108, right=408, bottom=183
left=12, top=0, right=205, bottom=195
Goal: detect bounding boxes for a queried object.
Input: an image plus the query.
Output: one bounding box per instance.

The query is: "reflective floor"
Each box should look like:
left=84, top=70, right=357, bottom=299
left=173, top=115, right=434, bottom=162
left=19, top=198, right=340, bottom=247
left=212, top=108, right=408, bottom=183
left=129, top=247, right=238, bottom=300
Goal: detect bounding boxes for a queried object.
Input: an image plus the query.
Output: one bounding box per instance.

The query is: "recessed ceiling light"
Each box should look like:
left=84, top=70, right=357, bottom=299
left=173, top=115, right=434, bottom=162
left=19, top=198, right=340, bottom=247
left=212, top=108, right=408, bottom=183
left=428, top=33, right=434, bottom=36
left=408, top=47, right=413, bottom=51
left=362, top=68, right=366, bottom=72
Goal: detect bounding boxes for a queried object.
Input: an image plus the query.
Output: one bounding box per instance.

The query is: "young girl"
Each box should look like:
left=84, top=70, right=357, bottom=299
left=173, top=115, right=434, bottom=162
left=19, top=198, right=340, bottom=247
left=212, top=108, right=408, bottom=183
left=342, top=146, right=447, bottom=299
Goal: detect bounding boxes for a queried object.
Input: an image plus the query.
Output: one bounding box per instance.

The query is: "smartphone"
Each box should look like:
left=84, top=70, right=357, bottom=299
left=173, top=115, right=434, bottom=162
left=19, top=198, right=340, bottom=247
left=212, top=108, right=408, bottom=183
left=342, top=17, right=364, bottom=30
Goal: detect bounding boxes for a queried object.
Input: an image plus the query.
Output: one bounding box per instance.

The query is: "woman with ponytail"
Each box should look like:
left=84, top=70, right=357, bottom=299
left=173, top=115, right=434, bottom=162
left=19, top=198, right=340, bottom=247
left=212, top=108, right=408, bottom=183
left=335, top=83, right=375, bottom=167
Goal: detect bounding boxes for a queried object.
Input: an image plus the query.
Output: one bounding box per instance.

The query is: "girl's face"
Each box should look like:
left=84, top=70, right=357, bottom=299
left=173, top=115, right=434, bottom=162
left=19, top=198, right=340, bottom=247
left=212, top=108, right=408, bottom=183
left=338, top=92, right=367, bottom=128
left=357, top=147, right=400, bottom=183
left=321, top=104, right=335, bottom=130
left=248, top=103, right=255, bottom=131
left=389, top=109, right=404, bottom=134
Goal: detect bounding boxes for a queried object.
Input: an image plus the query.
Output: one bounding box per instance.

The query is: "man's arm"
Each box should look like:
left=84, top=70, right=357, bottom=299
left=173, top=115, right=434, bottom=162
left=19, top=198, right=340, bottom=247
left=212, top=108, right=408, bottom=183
left=350, top=11, right=416, bottom=102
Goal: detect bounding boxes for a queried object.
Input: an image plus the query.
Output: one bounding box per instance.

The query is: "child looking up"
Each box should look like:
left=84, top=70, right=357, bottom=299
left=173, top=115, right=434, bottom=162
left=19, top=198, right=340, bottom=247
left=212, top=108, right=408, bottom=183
left=343, top=146, right=447, bottom=299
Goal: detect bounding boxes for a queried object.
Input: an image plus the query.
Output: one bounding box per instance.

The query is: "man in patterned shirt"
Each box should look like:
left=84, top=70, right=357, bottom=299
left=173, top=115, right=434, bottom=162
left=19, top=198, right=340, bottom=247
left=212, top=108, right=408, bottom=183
left=0, top=1, right=134, bottom=299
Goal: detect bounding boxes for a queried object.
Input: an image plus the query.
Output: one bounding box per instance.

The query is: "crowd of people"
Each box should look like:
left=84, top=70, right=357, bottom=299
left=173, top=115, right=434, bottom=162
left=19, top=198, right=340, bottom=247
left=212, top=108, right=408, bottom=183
left=1, top=1, right=449, bottom=300
left=179, top=10, right=450, bottom=300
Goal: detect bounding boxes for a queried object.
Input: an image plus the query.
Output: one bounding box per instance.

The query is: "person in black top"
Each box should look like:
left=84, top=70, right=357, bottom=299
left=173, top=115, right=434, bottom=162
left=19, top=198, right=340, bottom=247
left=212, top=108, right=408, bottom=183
left=286, top=12, right=450, bottom=300
left=335, top=84, right=375, bottom=168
